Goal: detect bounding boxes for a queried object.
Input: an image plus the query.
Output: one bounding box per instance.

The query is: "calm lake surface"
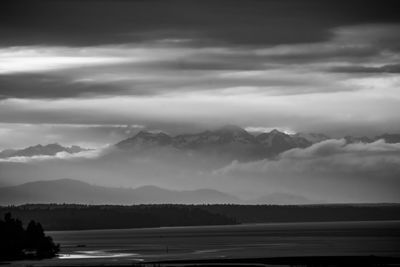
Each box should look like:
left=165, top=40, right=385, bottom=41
left=12, top=220, right=400, bottom=266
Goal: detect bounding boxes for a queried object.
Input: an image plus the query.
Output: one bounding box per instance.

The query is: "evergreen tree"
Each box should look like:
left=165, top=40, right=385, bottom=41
left=0, top=213, right=59, bottom=260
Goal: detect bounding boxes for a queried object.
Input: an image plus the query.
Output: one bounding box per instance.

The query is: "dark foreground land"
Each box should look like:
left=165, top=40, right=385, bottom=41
left=150, top=256, right=400, bottom=267
left=1, top=205, right=399, bottom=266
left=0, top=213, right=59, bottom=261
left=1, top=203, right=400, bottom=231
left=11, top=256, right=400, bottom=267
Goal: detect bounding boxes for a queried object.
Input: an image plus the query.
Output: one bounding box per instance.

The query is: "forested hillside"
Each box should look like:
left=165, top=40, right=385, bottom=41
left=0, top=204, right=237, bottom=230
left=1, top=204, right=399, bottom=231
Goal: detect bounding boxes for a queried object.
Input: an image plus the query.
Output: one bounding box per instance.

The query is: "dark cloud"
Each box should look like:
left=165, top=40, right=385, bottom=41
left=0, top=70, right=350, bottom=100
left=0, top=74, right=130, bottom=99
left=0, top=61, right=344, bottom=99
left=1, top=0, right=400, bottom=47
left=261, top=46, right=379, bottom=63
left=330, top=64, right=400, bottom=74
left=1, top=20, right=400, bottom=99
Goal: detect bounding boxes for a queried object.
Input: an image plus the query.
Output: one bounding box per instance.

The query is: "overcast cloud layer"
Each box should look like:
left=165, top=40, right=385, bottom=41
left=1, top=0, right=400, bottom=147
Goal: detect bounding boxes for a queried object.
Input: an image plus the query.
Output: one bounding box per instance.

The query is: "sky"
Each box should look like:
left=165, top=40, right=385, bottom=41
left=1, top=0, right=400, bottom=149
left=0, top=0, right=400, bottom=202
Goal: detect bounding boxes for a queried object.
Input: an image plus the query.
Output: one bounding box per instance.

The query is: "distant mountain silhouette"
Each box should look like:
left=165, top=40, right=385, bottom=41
left=256, top=129, right=311, bottom=154
left=344, top=135, right=373, bottom=144
left=116, top=131, right=173, bottom=148
left=0, top=179, right=241, bottom=205
left=292, top=132, right=330, bottom=144
left=0, top=143, right=88, bottom=159
left=3, top=126, right=399, bottom=162
left=375, top=133, right=400, bottom=143
left=116, top=125, right=311, bottom=161
left=251, top=192, right=312, bottom=205
left=114, top=125, right=400, bottom=162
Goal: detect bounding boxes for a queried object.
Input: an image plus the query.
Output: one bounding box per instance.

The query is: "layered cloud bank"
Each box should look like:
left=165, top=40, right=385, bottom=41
left=1, top=22, right=400, bottom=148
left=0, top=149, right=101, bottom=163
left=216, top=139, right=400, bottom=202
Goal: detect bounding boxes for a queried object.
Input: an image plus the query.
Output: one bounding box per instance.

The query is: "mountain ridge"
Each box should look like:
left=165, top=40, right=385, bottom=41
left=0, top=143, right=88, bottom=159
left=0, top=179, right=241, bottom=205
left=2, top=126, right=400, bottom=161
left=115, top=125, right=400, bottom=161
left=116, top=125, right=311, bottom=160
left=0, top=179, right=316, bottom=205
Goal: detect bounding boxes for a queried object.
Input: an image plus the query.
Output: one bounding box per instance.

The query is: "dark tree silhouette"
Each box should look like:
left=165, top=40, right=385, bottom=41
left=0, top=213, right=25, bottom=259
left=26, top=220, right=45, bottom=248
left=0, top=213, right=59, bottom=261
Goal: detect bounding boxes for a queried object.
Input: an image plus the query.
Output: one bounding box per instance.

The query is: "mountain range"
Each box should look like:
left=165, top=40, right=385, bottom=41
left=115, top=125, right=400, bottom=161
left=0, top=179, right=240, bottom=205
left=0, top=143, right=87, bottom=159
left=1, top=126, right=400, bottom=161
left=116, top=125, right=312, bottom=161
left=0, top=179, right=314, bottom=205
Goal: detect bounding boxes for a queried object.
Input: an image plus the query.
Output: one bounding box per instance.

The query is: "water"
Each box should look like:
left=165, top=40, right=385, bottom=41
left=11, top=220, right=400, bottom=266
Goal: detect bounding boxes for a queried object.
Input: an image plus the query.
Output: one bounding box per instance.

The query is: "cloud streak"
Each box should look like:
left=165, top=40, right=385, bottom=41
left=0, top=23, right=399, bottom=103
left=0, top=149, right=103, bottom=163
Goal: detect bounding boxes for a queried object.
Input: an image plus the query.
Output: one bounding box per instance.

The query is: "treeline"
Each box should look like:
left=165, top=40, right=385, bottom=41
left=202, top=204, right=400, bottom=223
left=0, top=213, right=59, bottom=261
left=1, top=204, right=400, bottom=231
left=0, top=204, right=237, bottom=231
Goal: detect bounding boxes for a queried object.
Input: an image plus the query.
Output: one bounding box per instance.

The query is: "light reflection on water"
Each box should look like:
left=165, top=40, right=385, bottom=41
left=58, top=250, right=142, bottom=260
left=48, top=221, right=400, bottom=264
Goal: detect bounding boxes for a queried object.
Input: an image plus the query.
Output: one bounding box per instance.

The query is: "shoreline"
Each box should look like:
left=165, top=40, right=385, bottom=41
left=150, top=255, right=400, bottom=267
left=46, top=219, right=400, bottom=233
left=3, top=255, right=400, bottom=267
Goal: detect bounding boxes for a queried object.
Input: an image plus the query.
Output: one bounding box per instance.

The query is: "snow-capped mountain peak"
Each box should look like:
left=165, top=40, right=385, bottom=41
left=0, top=143, right=88, bottom=159
left=116, top=130, right=172, bottom=148
left=114, top=126, right=400, bottom=161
